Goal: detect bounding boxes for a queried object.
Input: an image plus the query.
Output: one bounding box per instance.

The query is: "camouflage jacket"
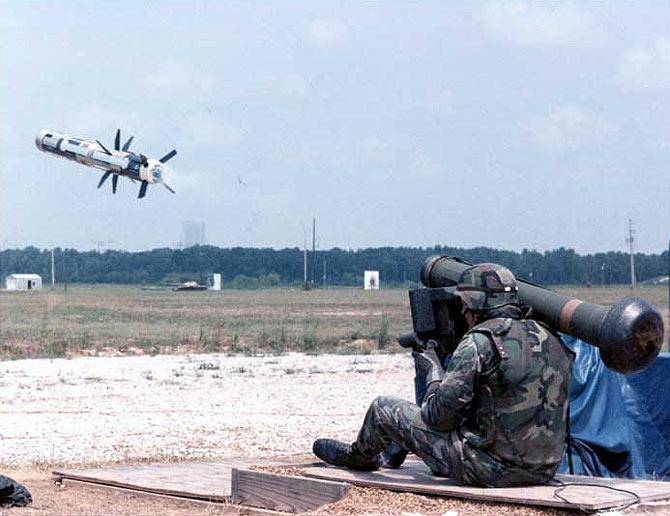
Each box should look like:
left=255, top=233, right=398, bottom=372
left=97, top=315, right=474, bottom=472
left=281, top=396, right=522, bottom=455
left=420, top=316, right=574, bottom=477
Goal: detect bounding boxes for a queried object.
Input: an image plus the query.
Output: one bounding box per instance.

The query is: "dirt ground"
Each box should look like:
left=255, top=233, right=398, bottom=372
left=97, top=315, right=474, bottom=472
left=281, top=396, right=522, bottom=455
left=0, top=467, right=238, bottom=515
left=11, top=465, right=670, bottom=515
left=0, top=467, right=580, bottom=516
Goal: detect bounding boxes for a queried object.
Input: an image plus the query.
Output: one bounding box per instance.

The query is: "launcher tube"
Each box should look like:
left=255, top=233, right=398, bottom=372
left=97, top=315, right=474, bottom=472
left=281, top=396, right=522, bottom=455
left=421, top=255, right=663, bottom=373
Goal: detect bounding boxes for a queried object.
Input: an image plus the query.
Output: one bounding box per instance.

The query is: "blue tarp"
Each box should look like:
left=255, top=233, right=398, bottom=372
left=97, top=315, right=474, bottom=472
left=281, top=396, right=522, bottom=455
left=559, top=336, right=670, bottom=480
left=623, top=351, right=670, bottom=479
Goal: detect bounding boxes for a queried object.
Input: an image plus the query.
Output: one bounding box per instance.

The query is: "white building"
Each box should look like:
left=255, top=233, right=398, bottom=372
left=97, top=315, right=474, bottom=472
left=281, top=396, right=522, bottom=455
left=207, top=273, right=222, bottom=291
left=5, top=274, right=42, bottom=291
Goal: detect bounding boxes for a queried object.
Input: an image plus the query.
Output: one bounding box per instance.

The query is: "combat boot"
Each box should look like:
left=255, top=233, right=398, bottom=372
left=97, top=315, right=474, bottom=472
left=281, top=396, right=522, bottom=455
left=381, top=443, right=408, bottom=469
left=312, top=438, right=381, bottom=471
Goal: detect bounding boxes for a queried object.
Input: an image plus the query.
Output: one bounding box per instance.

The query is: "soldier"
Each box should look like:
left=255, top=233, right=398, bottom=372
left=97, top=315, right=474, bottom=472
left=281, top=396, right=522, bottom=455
left=313, top=263, right=574, bottom=487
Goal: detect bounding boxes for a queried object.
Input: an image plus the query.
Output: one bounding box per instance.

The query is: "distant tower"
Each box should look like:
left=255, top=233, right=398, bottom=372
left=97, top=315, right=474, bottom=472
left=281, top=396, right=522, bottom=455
left=626, top=218, right=637, bottom=290
left=182, top=220, right=206, bottom=248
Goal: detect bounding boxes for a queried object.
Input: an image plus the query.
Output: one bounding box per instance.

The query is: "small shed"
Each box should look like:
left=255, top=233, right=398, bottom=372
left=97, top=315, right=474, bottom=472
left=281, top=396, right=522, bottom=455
left=5, top=274, right=42, bottom=291
left=208, top=273, right=222, bottom=291
left=364, top=271, right=380, bottom=290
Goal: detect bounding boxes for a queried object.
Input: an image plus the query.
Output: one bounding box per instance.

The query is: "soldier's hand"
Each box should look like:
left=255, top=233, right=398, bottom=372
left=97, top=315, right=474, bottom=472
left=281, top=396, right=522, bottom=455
left=412, top=341, right=444, bottom=385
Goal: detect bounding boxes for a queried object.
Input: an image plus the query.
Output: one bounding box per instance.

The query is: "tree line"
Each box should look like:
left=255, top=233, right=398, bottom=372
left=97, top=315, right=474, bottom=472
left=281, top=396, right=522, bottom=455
left=0, top=245, right=667, bottom=287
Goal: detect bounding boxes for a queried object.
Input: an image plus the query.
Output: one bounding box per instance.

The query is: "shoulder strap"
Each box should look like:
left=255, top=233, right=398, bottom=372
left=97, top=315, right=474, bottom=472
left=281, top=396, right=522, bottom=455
left=533, top=319, right=576, bottom=357
left=467, top=318, right=512, bottom=360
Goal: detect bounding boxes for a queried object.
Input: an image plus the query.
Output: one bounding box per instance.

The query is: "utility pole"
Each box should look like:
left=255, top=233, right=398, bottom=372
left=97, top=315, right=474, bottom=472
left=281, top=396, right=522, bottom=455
left=51, top=248, right=56, bottom=289
left=311, top=217, right=316, bottom=288
left=322, top=259, right=327, bottom=288
left=303, top=231, right=309, bottom=291
left=626, top=218, right=637, bottom=290
left=600, top=263, right=606, bottom=287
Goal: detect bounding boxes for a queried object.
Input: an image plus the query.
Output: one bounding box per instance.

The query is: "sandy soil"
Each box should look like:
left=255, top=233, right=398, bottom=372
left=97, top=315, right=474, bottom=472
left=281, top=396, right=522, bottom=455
left=0, top=352, right=414, bottom=514
left=0, top=353, right=414, bottom=466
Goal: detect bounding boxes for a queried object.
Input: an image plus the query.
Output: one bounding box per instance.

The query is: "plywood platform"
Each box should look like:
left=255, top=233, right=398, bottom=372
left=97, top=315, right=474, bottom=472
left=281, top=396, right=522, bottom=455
left=53, top=456, right=316, bottom=502
left=53, top=460, right=248, bottom=501
left=304, top=458, right=670, bottom=512
left=53, top=456, right=670, bottom=513
left=53, top=457, right=345, bottom=513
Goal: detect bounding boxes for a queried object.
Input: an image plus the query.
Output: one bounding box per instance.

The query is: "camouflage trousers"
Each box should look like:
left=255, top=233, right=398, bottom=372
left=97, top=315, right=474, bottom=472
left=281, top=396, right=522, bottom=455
left=352, top=396, right=553, bottom=487
left=352, top=396, right=456, bottom=478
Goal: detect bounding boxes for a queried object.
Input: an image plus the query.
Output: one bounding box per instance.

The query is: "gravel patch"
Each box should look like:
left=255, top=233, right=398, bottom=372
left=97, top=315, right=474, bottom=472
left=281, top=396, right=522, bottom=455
left=0, top=352, right=415, bottom=466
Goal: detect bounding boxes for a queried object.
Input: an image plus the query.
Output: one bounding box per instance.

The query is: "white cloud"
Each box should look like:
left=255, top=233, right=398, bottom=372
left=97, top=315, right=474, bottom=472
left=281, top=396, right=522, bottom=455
left=617, top=38, right=670, bottom=91
left=410, top=149, right=442, bottom=178
left=136, top=61, right=216, bottom=101
left=182, top=114, right=241, bottom=150
left=427, top=86, right=455, bottom=117
left=277, top=74, right=310, bottom=99
left=360, top=136, right=396, bottom=166
left=273, top=142, right=320, bottom=171
left=62, top=104, right=148, bottom=142
left=480, top=2, right=605, bottom=49
left=305, top=18, right=349, bottom=48
left=523, top=106, right=614, bottom=151
left=0, top=10, right=20, bottom=34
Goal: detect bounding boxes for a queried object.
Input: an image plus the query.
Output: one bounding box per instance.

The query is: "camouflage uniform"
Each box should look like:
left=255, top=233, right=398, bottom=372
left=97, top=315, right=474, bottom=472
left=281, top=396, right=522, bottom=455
left=351, top=263, right=574, bottom=487
left=314, top=263, right=574, bottom=486
left=353, top=316, right=574, bottom=487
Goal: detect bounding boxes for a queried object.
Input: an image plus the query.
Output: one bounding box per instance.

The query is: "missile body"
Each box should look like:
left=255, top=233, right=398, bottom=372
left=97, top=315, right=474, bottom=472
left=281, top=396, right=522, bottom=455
left=35, top=129, right=176, bottom=197
left=421, top=255, right=664, bottom=374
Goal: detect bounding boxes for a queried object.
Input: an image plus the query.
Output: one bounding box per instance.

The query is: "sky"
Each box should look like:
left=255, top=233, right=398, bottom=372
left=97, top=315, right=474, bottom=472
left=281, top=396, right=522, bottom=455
left=1, top=1, right=669, bottom=254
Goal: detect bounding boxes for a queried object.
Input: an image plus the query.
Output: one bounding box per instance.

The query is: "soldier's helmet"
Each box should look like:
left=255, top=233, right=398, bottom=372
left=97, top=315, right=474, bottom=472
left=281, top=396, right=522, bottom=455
left=456, top=263, right=519, bottom=311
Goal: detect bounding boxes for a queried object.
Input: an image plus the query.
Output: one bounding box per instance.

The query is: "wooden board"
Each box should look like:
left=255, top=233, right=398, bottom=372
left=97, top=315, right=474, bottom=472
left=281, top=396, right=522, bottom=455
left=303, top=459, right=670, bottom=511
left=53, top=461, right=241, bottom=501
left=52, top=457, right=317, bottom=502
left=231, top=468, right=348, bottom=513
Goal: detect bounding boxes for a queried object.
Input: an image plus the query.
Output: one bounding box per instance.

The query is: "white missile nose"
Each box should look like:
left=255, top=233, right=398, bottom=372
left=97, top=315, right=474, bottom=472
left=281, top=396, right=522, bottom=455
left=35, top=129, right=50, bottom=151
left=35, top=129, right=57, bottom=152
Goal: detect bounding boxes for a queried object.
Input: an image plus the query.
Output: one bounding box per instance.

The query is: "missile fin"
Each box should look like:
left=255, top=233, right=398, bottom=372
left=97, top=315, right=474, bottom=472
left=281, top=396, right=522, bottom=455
left=162, top=182, right=176, bottom=194
left=112, top=174, right=119, bottom=194
left=159, top=149, right=177, bottom=163
left=138, top=181, right=148, bottom=198
left=96, top=140, right=112, bottom=156
left=114, top=129, right=121, bottom=151
left=97, top=171, right=112, bottom=188
left=122, top=136, right=134, bottom=151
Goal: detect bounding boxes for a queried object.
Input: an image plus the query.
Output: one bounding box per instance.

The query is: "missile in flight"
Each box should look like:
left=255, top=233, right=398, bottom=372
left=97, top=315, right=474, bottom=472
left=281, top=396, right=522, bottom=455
left=35, top=129, right=177, bottom=198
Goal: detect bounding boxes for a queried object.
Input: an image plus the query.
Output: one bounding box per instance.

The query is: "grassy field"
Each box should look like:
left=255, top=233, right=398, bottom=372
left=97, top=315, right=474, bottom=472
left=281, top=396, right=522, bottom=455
left=0, top=285, right=667, bottom=359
